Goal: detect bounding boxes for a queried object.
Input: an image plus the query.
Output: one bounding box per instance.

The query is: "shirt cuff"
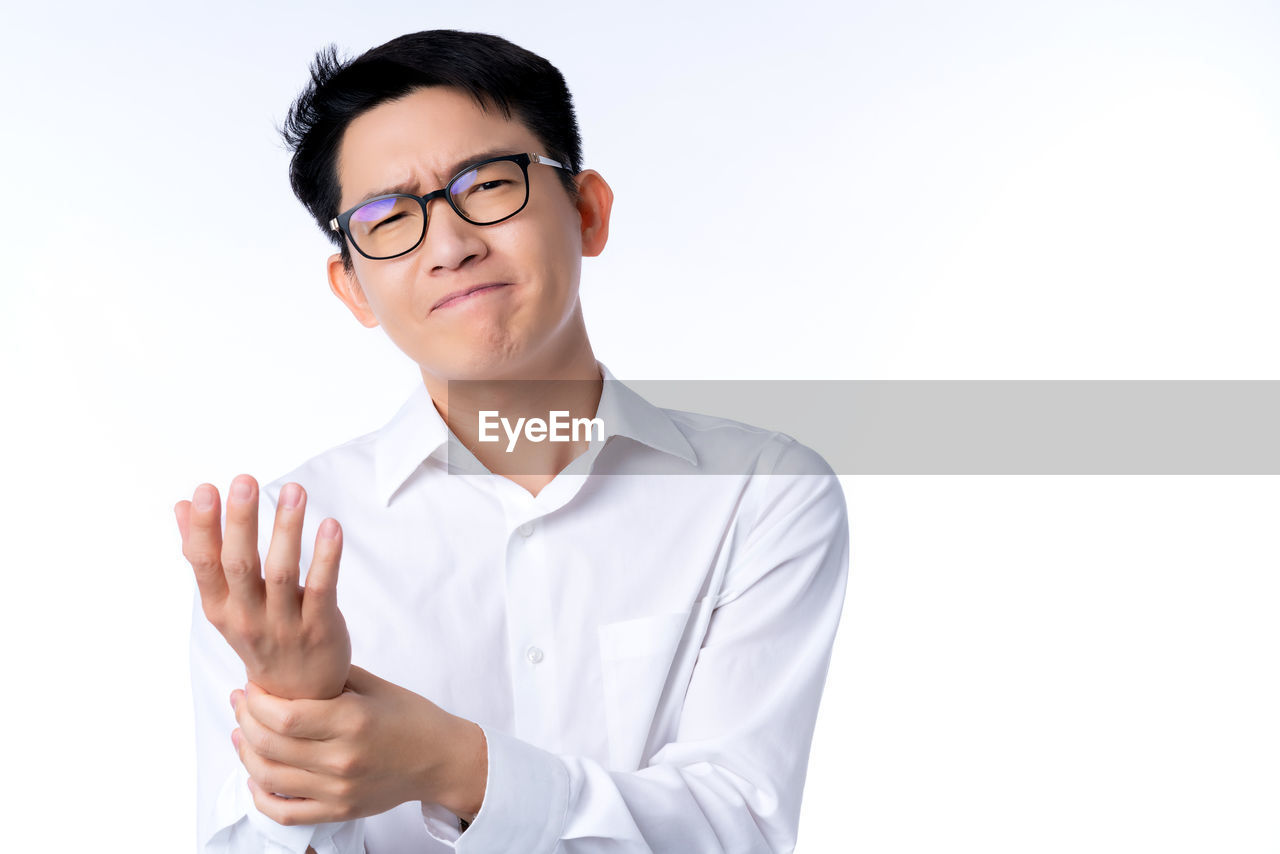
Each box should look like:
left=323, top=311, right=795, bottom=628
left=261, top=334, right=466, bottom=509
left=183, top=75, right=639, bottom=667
left=453, top=725, right=570, bottom=854
left=421, top=799, right=463, bottom=846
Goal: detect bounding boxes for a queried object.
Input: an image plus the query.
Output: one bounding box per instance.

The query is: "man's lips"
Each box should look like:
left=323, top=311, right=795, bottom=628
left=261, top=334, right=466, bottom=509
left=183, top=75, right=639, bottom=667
left=431, top=282, right=511, bottom=312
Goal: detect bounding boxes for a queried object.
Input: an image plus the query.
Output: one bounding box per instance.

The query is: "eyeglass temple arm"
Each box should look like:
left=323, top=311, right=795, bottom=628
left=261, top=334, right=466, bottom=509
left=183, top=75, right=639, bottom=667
left=528, top=153, right=568, bottom=170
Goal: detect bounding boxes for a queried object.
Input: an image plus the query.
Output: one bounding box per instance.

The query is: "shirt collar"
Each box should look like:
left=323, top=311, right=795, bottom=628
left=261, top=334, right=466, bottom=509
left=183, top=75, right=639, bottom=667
left=373, top=359, right=698, bottom=506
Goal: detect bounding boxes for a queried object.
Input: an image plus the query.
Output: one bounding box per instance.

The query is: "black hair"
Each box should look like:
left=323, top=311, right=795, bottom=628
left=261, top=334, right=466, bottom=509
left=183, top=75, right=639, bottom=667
left=279, top=30, right=584, bottom=272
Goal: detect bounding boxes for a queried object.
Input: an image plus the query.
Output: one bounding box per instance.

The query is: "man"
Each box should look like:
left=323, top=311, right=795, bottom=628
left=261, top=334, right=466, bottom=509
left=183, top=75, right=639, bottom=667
left=177, top=29, right=849, bottom=853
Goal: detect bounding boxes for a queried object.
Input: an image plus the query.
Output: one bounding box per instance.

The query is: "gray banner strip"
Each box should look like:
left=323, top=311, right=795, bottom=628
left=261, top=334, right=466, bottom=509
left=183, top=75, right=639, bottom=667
left=626, top=380, right=1280, bottom=474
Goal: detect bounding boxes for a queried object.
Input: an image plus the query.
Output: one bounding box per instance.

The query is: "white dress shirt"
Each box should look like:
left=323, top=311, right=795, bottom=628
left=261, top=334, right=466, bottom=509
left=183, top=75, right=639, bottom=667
left=190, top=360, right=850, bottom=853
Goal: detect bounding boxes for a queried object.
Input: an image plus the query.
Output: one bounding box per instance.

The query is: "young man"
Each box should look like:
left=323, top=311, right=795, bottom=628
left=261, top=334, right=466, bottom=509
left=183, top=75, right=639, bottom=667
left=177, top=30, right=849, bottom=853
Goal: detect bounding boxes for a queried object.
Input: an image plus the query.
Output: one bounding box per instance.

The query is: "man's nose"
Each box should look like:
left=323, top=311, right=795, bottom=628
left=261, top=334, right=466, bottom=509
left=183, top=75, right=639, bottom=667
left=420, top=195, right=487, bottom=272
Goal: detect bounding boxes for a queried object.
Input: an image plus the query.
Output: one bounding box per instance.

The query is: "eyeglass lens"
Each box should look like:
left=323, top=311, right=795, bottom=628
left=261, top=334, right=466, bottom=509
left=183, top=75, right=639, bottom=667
left=346, top=159, right=528, bottom=258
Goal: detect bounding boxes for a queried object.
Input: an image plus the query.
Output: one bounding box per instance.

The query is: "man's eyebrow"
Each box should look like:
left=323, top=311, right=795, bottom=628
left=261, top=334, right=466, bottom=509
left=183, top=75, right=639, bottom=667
left=353, top=148, right=523, bottom=207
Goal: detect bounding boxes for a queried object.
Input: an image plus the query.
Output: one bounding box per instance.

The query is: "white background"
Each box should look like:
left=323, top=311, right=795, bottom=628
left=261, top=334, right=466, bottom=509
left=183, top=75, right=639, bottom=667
left=2, top=1, right=1278, bottom=851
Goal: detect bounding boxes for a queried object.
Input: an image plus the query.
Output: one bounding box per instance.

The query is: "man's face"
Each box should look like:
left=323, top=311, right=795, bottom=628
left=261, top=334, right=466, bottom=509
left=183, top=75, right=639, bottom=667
left=327, top=85, right=611, bottom=383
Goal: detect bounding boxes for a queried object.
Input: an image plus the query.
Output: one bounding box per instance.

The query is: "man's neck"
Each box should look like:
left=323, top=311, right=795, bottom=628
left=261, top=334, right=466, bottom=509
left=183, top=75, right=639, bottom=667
left=421, top=344, right=604, bottom=497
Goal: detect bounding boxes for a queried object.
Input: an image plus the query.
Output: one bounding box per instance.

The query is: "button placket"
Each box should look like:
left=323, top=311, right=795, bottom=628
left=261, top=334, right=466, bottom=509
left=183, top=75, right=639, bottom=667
left=503, top=514, right=562, bottom=748
left=517, top=523, right=544, bottom=667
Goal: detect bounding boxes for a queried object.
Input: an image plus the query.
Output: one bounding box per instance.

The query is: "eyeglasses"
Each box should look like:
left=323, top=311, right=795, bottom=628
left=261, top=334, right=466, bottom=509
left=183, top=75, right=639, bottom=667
left=329, top=152, right=571, bottom=260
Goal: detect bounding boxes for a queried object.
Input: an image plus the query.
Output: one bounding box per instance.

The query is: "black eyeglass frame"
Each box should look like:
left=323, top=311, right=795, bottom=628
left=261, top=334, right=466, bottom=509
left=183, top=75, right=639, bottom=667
left=328, top=152, right=571, bottom=261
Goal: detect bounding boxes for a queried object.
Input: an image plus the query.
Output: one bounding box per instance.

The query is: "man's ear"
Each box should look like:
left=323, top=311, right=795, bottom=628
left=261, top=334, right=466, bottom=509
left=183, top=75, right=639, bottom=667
left=574, top=169, right=614, bottom=258
left=327, top=254, right=379, bottom=328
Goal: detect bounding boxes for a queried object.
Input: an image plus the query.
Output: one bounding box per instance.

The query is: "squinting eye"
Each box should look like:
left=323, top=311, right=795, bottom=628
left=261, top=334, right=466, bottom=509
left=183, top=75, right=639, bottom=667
left=370, top=212, right=407, bottom=231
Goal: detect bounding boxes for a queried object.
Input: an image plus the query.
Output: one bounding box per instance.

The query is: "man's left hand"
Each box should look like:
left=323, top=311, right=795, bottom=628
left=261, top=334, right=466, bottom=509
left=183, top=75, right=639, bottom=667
left=230, top=664, right=487, bottom=826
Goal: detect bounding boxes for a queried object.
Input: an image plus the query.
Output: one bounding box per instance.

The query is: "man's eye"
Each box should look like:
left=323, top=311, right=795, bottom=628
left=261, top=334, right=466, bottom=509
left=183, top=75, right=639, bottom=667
left=370, top=212, right=408, bottom=231
left=473, top=180, right=511, bottom=192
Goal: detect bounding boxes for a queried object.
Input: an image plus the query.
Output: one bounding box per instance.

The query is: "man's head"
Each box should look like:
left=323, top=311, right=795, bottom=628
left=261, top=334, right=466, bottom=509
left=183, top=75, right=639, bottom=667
left=280, top=30, right=613, bottom=383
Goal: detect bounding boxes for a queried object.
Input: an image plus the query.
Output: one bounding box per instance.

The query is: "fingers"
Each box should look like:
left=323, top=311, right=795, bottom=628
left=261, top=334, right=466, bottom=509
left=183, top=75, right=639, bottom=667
left=233, top=726, right=328, bottom=801
left=234, top=689, right=327, bottom=772
left=178, top=484, right=229, bottom=611
left=244, top=679, right=348, bottom=740
left=247, top=778, right=349, bottom=826
left=221, top=474, right=265, bottom=608
left=263, top=482, right=306, bottom=626
left=301, top=518, right=343, bottom=625
left=174, top=500, right=191, bottom=542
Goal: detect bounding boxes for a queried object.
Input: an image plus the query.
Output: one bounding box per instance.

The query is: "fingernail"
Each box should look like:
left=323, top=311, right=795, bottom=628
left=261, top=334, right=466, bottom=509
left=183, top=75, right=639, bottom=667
left=232, top=729, right=241, bottom=749
left=281, top=483, right=302, bottom=509
left=194, top=485, right=215, bottom=511
left=231, top=477, right=252, bottom=503
left=320, top=518, right=340, bottom=540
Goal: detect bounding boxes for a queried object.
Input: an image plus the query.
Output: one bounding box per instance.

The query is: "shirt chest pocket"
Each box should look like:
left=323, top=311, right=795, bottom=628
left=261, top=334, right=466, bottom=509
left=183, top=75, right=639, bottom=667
left=597, top=609, right=695, bottom=771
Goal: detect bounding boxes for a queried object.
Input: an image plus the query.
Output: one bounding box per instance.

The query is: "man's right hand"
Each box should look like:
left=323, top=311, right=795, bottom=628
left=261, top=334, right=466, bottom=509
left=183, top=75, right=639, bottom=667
left=175, top=474, right=352, bottom=700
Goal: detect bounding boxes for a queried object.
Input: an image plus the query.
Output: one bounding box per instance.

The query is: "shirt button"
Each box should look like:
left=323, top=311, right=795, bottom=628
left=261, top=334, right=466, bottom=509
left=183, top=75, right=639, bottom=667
left=526, top=646, right=544, bottom=664
left=517, top=522, right=535, bottom=537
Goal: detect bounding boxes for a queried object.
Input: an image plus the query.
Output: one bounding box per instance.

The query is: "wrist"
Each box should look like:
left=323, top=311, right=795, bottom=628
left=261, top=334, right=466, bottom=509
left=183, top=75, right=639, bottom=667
left=243, top=668, right=347, bottom=701
left=429, top=715, right=488, bottom=822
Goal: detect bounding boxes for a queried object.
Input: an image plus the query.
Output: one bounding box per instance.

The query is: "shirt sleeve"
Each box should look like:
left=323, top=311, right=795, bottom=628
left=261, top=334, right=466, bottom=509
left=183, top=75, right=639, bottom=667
left=447, top=440, right=851, bottom=854
left=188, top=486, right=367, bottom=853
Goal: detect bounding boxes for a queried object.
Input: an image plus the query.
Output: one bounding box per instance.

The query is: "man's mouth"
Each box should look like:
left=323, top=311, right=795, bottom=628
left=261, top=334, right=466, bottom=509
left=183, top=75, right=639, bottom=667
left=431, top=283, right=511, bottom=312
